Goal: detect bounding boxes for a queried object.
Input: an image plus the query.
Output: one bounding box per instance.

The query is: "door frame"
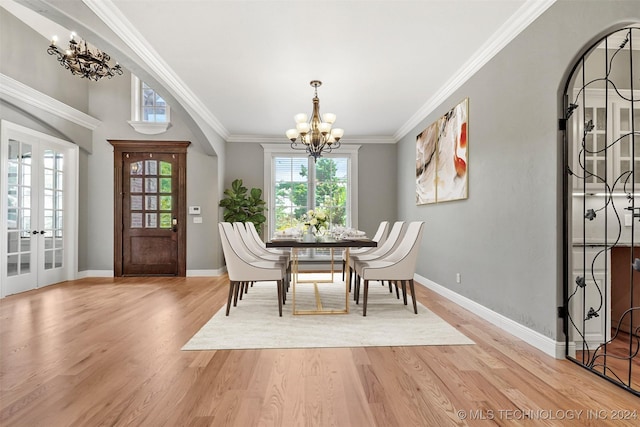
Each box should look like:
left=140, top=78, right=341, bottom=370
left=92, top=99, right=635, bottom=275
left=109, top=140, right=190, bottom=276
left=1, top=120, right=79, bottom=297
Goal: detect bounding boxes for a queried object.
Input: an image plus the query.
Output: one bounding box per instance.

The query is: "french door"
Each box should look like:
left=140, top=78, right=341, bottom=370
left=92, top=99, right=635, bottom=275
left=1, top=121, right=78, bottom=297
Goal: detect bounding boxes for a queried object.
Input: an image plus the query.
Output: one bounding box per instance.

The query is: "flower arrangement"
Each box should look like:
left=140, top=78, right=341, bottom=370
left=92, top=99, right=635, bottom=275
left=301, top=208, right=328, bottom=233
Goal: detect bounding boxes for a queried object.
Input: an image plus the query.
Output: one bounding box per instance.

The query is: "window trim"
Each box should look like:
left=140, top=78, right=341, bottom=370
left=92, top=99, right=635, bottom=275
left=261, top=144, right=360, bottom=240
left=128, top=75, right=171, bottom=135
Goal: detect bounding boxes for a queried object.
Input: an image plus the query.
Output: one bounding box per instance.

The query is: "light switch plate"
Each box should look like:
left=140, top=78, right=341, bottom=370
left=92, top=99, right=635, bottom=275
left=625, top=213, right=632, bottom=227
left=188, top=206, right=201, bottom=215
left=193, top=216, right=203, bottom=224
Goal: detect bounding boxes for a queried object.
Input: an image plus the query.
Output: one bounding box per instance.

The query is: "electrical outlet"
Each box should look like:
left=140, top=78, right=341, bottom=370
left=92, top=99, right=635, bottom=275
left=625, top=213, right=632, bottom=227
left=456, top=273, right=461, bottom=284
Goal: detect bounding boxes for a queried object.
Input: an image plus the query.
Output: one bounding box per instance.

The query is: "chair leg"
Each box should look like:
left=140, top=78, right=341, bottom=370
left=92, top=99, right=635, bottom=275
left=394, top=280, right=400, bottom=299
left=277, top=279, right=283, bottom=317
left=238, top=281, right=245, bottom=300
left=355, top=274, right=361, bottom=304
left=233, top=281, right=240, bottom=306
left=409, top=279, right=418, bottom=314
left=363, top=279, right=369, bottom=316
left=387, top=280, right=393, bottom=293
left=282, top=276, right=287, bottom=305
left=401, top=280, right=408, bottom=305
left=226, top=280, right=235, bottom=315
left=342, top=259, right=345, bottom=281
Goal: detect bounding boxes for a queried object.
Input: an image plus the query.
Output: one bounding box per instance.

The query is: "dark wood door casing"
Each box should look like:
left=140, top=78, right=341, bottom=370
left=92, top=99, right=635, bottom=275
left=109, top=140, right=190, bottom=276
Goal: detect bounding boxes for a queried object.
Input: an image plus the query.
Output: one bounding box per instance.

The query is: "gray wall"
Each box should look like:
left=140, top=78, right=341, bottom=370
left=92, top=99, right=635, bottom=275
left=224, top=141, right=398, bottom=236
left=396, top=0, right=640, bottom=340
left=0, top=8, right=93, bottom=151
left=86, top=71, right=221, bottom=272
left=1, top=9, right=224, bottom=273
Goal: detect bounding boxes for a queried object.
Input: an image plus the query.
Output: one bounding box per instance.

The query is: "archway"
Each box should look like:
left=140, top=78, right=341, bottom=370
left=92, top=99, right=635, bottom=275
left=562, top=25, right=639, bottom=396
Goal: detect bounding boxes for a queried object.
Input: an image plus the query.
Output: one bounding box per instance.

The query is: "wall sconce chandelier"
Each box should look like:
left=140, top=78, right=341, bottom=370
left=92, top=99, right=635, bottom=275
left=47, top=33, right=123, bottom=81
left=286, top=80, right=344, bottom=162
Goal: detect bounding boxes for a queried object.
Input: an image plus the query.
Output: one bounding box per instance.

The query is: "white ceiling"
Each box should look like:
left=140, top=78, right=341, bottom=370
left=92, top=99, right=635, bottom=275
left=4, top=0, right=556, bottom=142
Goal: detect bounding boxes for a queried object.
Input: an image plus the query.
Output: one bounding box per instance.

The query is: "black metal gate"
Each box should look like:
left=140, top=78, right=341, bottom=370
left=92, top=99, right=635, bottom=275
left=562, top=26, right=639, bottom=396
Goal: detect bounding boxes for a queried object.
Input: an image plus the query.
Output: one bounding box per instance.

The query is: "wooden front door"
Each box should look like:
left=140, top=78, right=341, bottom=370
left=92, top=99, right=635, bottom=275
left=109, top=141, right=189, bottom=276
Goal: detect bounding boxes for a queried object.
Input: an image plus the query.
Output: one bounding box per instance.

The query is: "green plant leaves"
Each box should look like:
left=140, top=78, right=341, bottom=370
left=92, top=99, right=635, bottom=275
left=219, top=178, right=267, bottom=232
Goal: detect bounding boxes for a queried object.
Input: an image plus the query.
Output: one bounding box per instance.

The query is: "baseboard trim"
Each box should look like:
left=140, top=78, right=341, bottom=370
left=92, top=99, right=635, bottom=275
left=77, top=268, right=227, bottom=278
left=415, top=274, right=565, bottom=359
left=187, top=268, right=226, bottom=277
left=77, top=270, right=114, bottom=278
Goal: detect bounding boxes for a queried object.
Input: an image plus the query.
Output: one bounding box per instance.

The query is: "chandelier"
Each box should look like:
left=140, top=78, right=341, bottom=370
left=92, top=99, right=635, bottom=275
left=47, top=33, right=123, bottom=81
left=285, top=80, right=344, bottom=162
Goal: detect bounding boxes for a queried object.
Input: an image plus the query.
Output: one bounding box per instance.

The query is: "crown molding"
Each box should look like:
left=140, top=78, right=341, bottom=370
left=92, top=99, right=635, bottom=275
left=83, top=0, right=229, bottom=140
left=0, top=73, right=101, bottom=130
left=395, top=0, right=556, bottom=141
left=227, top=134, right=396, bottom=144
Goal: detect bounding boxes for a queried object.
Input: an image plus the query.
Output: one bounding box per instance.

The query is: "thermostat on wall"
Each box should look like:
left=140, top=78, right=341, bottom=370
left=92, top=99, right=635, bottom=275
left=188, top=206, right=201, bottom=215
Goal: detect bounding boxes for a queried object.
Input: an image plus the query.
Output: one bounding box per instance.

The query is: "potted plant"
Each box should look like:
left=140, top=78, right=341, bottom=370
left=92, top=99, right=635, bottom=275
left=219, top=178, right=267, bottom=233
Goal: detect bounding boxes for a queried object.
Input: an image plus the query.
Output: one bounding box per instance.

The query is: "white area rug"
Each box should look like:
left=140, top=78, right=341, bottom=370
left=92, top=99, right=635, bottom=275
left=182, top=275, right=474, bottom=350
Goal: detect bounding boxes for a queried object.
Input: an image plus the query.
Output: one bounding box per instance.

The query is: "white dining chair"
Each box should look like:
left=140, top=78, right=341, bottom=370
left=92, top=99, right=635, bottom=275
left=246, top=221, right=291, bottom=261
left=219, top=222, right=286, bottom=316
left=233, top=222, right=290, bottom=300
left=348, top=221, right=407, bottom=294
left=354, top=221, right=425, bottom=316
left=341, top=221, right=389, bottom=280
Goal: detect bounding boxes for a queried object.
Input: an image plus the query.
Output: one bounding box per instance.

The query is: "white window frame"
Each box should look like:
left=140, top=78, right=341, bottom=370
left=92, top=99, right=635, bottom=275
left=128, top=75, right=171, bottom=135
left=262, top=144, right=360, bottom=240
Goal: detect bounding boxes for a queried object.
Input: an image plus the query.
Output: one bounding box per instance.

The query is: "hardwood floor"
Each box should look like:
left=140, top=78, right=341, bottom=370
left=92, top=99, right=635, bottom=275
left=1, top=276, right=639, bottom=426
left=576, top=331, right=640, bottom=391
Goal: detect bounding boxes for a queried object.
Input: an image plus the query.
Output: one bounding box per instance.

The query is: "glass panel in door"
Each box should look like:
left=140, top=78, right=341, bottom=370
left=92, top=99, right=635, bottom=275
left=4, top=138, right=36, bottom=294
left=39, top=148, right=66, bottom=284
left=123, top=153, right=178, bottom=275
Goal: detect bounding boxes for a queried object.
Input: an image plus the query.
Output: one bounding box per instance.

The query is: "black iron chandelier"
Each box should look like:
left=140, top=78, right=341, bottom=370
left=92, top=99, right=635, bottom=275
left=47, top=33, right=123, bottom=81
left=285, top=80, right=344, bottom=162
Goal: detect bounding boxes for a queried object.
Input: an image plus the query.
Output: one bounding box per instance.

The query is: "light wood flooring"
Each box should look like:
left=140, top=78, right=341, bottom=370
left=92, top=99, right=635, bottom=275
left=1, top=276, right=639, bottom=427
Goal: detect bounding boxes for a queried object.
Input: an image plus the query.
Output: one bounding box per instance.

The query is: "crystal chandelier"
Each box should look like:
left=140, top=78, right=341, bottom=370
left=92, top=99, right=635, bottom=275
left=285, top=80, right=344, bottom=162
left=47, top=33, right=123, bottom=81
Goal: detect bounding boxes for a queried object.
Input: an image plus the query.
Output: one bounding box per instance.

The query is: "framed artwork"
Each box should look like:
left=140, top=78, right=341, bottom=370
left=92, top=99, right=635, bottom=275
left=416, top=97, right=468, bottom=204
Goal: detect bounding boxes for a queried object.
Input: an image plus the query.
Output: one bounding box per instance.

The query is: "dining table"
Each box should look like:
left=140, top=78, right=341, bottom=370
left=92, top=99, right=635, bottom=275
left=266, top=237, right=377, bottom=315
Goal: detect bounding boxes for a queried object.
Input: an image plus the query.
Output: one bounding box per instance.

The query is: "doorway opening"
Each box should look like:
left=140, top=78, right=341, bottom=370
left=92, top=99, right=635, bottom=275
left=1, top=120, right=79, bottom=296
left=109, top=140, right=189, bottom=276
left=562, top=26, right=640, bottom=396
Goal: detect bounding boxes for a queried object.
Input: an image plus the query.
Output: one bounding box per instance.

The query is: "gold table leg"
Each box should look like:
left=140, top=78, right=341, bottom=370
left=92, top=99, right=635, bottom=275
left=292, top=247, right=350, bottom=315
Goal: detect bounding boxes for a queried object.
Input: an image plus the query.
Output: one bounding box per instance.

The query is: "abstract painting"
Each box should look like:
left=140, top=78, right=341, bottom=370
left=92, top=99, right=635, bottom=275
left=416, top=98, right=468, bottom=204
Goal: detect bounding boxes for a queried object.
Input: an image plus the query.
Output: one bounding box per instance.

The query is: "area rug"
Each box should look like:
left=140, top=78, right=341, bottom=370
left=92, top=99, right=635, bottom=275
left=182, top=276, right=474, bottom=350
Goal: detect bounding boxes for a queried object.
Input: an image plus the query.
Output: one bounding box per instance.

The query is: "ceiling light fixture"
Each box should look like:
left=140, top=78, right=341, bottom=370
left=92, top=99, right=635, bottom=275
left=47, top=33, right=123, bottom=81
left=286, top=80, right=344, bottom=162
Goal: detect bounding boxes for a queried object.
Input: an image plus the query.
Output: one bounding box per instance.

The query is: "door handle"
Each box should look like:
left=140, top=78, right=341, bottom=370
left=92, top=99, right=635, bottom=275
left=172, top=217, right=177, bottom=232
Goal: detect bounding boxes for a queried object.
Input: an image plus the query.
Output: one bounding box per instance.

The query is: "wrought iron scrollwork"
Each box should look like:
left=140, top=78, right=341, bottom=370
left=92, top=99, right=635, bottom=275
left=564, top=26, right=639, bottom=397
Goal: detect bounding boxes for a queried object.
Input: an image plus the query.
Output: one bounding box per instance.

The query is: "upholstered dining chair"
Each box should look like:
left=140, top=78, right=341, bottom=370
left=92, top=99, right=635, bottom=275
left=219, top=222, right=286, bottom=316
left=245, top=221, right=291, bottom=259
left=232, top=222, right=290, bottom=300
left=341, top=221, right=389, bottom=280
left=348, top=221, right=407, bottom=294
left=354, top=221, right=425, bottom=316
left=234, top=222, right=290, bottom=265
